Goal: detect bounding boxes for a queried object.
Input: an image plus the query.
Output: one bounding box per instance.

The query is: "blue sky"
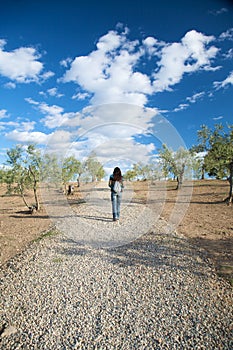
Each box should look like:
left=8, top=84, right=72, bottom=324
left=0, top=0, right=233, bottom=173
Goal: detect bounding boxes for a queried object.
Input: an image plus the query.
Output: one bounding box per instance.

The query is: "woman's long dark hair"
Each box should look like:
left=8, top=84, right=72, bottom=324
left=113, top=167, right=122, bottom=181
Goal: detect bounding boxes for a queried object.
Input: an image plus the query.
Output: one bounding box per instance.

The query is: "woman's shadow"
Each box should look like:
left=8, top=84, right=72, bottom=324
left=75, top=214, right=113, bottom=222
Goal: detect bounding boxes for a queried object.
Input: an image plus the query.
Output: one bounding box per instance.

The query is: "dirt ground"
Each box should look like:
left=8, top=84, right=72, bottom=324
left=160, top=180, right=233, bottom=284
left=0, top=180, right=232, bottom=284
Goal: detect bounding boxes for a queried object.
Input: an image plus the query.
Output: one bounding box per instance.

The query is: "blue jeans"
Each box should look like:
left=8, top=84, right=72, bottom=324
left=111, top=192, right=122, bottom=219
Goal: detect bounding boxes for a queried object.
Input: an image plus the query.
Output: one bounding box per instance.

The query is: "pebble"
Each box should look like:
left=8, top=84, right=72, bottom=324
left=0, top=183, right=232, bottom=349
left=0, top=325, right=17, bottom=338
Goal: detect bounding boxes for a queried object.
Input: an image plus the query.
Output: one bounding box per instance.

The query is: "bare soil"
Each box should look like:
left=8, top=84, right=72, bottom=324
left=0, top=180, right=232, bottom=284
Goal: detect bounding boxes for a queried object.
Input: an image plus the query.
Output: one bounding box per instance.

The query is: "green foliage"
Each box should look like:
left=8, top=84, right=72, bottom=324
left=84, top=152, right=106, bottom=182
left=62, top=156, right=82, bottom=184
left=204, top=124, right=233, bottom=203
left=159, top=145, right=194, bottom=188
left=205, top=124, right=233, bottom=179
left=124, top=169, right=137, bottom=181
left=190, top=124, right=211, bottom=179
left=40, top=153, right=61, bottom=185
left=6, top=144, right=42, bottom=209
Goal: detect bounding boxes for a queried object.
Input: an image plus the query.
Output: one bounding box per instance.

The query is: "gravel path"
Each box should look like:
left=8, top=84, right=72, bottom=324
left=0, top=183, right=232, bottom=349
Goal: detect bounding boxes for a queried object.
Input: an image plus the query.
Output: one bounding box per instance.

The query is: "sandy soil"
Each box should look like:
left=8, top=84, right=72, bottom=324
left=167, top=180, right=233, bottom=283
left=0, top=180, right=232, bottom=284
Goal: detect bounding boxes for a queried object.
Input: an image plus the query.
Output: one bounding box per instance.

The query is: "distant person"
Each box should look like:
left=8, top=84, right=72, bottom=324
left=108, top=167, right=124, bottom=221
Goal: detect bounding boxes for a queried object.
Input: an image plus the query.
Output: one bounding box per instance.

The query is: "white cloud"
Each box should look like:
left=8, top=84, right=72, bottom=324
left=173, top=103, right=189, bottom=112
left=142, top=36, right=165, bottom=57
left=173, top=91, right=205, bottom=113
left=153, top=30, right=219, bottom=92
left=56, top=133, right=155, bottom=167
left=25, top=97, right=38, bottom=105
left=213, top=116, right=223, bottom=120
left=0, top=121, right=19, bottom=131
left=60, top=57, right=73, bottom=68
left=42, top=111, right=76, bottom=129
left=62, top=28, right=153, bottom=105
left=94, top=138, right=155, bottom=165
left=75, top=104, right=158, bottom=138
left=72, top=92, right=90, bottom=100
left=0, top=39, right=6, bottom=48
left=46, top=130, right=72, bottom=149
left=47, top=88, right=64, bottom=98
left=25, top=98, right=80, bottom=129
left=62, top=28, right=219, bottom=101
left=209, top=8, right=228, bottom=16
left=223, top=48, right=233, bottom=59
left=39, top=103, right=67, bottom=128
left=0, top=39, right=53, bottom=84
left=5, top=130, right=49, bottom=144
left=186, top=91, right=205, bottom=103
left=41, top=71, right=54, bottom=80
left=41, top=104, right=160, bottom=166
left=213, top=71, right=233, bottom=89
left=219, top=28, right=233, bottom=41
left=0, top=109, right=9, bottom=119
left=20, top=121, right=36, bottom=132
left=4, top=82, right=16, bottom=89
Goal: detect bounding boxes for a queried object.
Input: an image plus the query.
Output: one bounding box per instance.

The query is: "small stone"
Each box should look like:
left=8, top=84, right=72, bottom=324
left=1, top=325, right=17, bottom=337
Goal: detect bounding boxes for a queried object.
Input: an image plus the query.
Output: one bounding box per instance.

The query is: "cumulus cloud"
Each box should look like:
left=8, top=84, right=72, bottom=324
left=20, top=121, right=36, bottom=132
left=40, top=103, right=160, bottom=167
left=7, top=26, right=222, bottom=166
left=62, top=28, right=153, bottom=105
left=74, top=104, right=158, bottom=138
left=142, top=36, right=165, bottom=57
left=5, top=130, right=49, bottom=144
left=0, top=39, right=51, bottom=83
left=153, top=30, right=219, bottom=92
left=25, top=98, right=76, bottom=128
left=46, top=130, right=72, bottom=151
left=51, top=131, right=155, bottom=167
left=93, top=138, right=155, bottom=165
left=62, top=28, right=219, bottom=102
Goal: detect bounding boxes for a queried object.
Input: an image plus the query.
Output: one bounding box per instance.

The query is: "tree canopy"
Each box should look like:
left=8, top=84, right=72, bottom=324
left=204, top=124, right=233, bottom=203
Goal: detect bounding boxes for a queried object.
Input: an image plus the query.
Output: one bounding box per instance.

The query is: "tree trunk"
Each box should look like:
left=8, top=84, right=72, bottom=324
left=18, top=183, right=30, bottom=209
left=201, top=165, right=205, bottom=180
left=176, top=176, right=180, bottom=190
left=29, top=166, right=40, bottom=210
left=33, top=179, right=40, bottom=210
left=176, top=166, right=185, bottom=190
left=227, top=162, right=233, bottom=205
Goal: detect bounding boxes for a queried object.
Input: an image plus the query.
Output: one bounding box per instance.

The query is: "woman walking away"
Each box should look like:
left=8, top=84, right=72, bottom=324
left=108, top=167, right=124, bottom=221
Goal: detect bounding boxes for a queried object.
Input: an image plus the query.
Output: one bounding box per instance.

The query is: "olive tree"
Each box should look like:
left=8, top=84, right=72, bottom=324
left=84, top=153, right=105, bottom=182
left=62, top=156, right=83, bottom=192
left=204, top=124, right=233, bottom=204
left=6, top=144, right=42, bottom=211
left=159, top=145, right=194, bottom=189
